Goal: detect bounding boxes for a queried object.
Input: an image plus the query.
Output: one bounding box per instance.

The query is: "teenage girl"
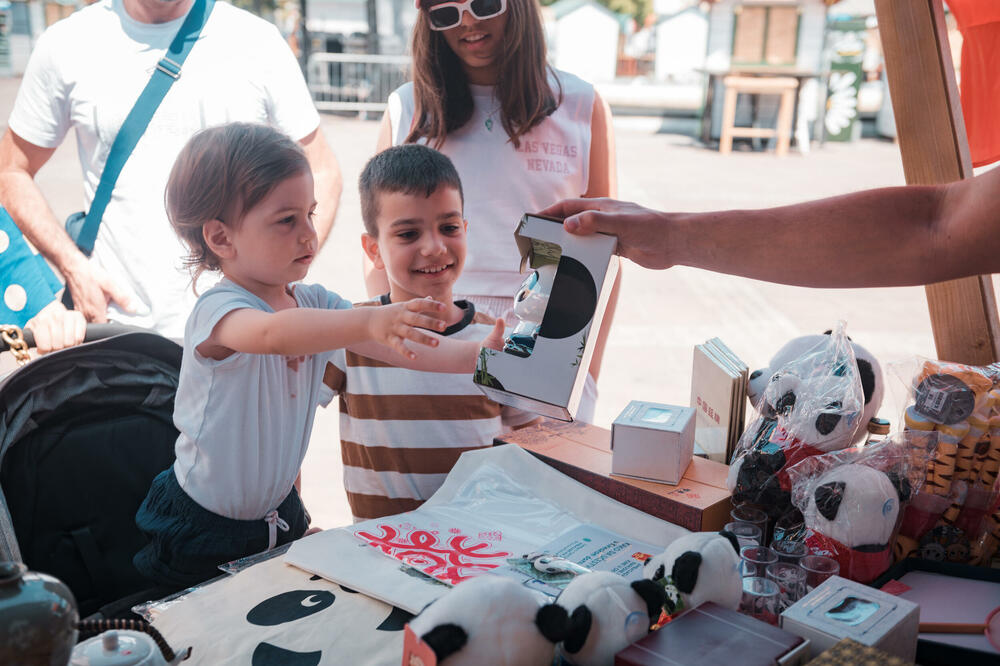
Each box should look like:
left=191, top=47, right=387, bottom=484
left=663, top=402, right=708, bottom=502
left=134, top=122, right=500, bottom=587
left=366, top=0, right=618, bottom=421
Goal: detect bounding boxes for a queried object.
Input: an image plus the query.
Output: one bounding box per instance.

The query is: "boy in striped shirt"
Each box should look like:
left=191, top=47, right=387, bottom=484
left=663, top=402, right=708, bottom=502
left=324, top=145, right=539, bottom=520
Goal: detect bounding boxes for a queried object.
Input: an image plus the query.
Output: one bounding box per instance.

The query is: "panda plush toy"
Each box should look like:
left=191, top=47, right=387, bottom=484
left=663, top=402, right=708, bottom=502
left=555, top=571, right=666, bottom=666
left=643, top=531, right=743, bottom=615
left=746, top=332, right=884, bottom=437
left=800, top=463, right=911, bottom=583
left=728, top=328, right=880, bottom=521
left=406, top=576, right=568, bottom=666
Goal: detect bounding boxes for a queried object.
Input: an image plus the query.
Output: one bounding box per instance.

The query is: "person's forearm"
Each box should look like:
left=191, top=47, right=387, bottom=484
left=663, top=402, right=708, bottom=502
left=301, top=129, right=342, bottom=246
left=349, top=336, right=480, bottom=374
left=246, top=307, right=383, bottom=356
left=312, top=163, right=341, bottom=246
left=671, top=185, right=958, bottom=288
left=0, top=170, right=87, bottom=278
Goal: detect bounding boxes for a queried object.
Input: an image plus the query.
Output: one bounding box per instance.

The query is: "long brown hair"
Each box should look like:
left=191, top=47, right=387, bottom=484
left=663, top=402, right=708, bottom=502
left=406, top=0, right=562, bottom=149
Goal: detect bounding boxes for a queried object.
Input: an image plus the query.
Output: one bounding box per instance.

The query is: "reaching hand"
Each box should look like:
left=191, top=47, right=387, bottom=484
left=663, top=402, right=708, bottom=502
left=538, top=198, right=675, bottom=270
left=368, top=297, right=448, bottom=359
left=483, top=317, right=505, bottom=351
left=24, top=300, right=86, bottom=354
left=63, top=257, right=135, bottom=322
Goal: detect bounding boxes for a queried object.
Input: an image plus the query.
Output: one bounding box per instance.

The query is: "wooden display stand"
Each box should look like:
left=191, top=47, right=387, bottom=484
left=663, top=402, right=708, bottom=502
left=495, top=420, right=732, bottom=532
left=876, top=0, right=1000, bottom=366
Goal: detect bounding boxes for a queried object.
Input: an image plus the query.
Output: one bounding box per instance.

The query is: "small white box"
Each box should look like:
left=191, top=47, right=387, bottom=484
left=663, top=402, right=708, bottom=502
left=610, top=401, right=696, bottom=485
left=473, top=214, right=619, bottom=421
left=780, top=575, right=919, bottom=662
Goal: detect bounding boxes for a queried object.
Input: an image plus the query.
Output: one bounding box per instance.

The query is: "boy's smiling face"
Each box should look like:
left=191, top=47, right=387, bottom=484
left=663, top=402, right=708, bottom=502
left=363, top=185, right=467, bottom=307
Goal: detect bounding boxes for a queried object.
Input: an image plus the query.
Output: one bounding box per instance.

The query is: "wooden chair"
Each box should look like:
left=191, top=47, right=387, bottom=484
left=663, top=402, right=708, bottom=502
left=719, top=75, right=799, bottom=156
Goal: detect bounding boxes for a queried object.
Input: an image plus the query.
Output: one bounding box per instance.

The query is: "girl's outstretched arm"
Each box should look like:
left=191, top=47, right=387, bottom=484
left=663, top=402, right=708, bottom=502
left=197, top=298, right=447, bottom=360
left=349, top=317, right=505, bottom=374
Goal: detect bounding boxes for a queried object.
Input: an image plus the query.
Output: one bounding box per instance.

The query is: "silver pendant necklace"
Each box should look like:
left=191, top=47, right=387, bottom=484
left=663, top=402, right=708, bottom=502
left=484, top=99, right=500, bottom=132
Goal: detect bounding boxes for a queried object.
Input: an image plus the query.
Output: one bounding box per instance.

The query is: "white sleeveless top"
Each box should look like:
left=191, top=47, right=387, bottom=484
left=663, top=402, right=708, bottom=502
left=387, top=70, right=595, bottom=297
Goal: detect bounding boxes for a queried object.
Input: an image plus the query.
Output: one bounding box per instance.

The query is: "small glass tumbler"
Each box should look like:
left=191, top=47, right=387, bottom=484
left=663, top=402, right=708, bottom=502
left=740, top=545, right=778, bottom=577
left=800, top=554, right=840, bottom=591
left=731, top=504, right=769, bottom=532
left=771, top=539, right=808, bottom=565
left=765, top=562, right=807, bottom=611
left=739, top=576, right=780, bottom=625
left=724, top=521, right=762, bottom=548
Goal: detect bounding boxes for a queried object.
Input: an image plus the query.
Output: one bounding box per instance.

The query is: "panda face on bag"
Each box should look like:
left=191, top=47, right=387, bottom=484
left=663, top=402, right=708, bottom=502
left=762, top=371, right=861, bottom=452
left=804, top=464, right=902, bottom=548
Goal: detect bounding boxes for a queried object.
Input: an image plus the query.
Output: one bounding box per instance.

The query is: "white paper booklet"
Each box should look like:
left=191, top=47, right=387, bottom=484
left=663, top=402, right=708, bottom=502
left=285, top=445, right=685, bottom=613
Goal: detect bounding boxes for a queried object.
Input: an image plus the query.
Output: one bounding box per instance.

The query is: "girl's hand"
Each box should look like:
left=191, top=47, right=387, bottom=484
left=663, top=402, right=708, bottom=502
left=483, top=318, right=505, bottom=351
left=368, top=297, right=447, bottom=359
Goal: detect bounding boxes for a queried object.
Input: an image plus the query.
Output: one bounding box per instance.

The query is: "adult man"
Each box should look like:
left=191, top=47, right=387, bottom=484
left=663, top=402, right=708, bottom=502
left=541, top=165, right=1000, bottom=288
left=0, top=0, right=341, bottom=344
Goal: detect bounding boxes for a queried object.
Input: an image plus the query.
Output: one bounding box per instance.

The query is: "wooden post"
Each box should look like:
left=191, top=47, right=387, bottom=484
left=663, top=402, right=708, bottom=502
left=874, top=0, right=1000, bottom=365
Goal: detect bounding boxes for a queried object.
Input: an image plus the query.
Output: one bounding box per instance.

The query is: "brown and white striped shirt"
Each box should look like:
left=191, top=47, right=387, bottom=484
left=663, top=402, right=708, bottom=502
left=324, top=297, right=536, bottom=521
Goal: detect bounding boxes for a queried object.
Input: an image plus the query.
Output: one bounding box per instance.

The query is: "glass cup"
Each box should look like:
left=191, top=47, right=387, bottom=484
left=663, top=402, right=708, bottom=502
left=765, top=562, right=807, bottom=611
left=771, top=538, right=808, bottom=565
left=731, top=504, right=768, bottom=529
left=724, top=521, right=762, bottom=548
left=799, top=554, right=840, bottom=591
left=740, top=545, right=778, bottom=578
left=739, top=576, right=780, bottom=625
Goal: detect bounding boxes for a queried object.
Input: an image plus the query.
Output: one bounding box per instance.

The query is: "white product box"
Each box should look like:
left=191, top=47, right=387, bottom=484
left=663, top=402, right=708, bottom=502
left=610, top=401, right=696, bottom=485
left=474, top=214, right=619, bottom=421
left=780, top=575, right=919, bottom=662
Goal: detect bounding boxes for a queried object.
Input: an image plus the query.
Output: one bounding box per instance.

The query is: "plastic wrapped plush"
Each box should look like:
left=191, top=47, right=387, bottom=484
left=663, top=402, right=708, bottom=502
left=788, top=435, right=927, bottom=583
left=893, top=358, right=1000, bottom=566
left=727, top=322, right=866, bottom=523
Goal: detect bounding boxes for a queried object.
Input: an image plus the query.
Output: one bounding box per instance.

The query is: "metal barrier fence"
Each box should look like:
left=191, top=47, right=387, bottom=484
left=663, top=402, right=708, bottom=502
left=307, top=53, right=411, bottom=116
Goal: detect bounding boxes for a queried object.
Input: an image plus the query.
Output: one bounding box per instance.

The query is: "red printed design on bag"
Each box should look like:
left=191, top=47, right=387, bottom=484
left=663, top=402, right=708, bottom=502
left=356, top=524, right=511, bottom=585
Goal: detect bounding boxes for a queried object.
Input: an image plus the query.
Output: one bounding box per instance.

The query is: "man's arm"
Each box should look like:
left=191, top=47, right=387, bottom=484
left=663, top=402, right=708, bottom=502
left=0, top=129, right=131, bottom=321
left=299, top=127, right=342, bottom=247
left=542, top=166, right=1000, bottom=288
left=363, top=113, right=394, bottom=298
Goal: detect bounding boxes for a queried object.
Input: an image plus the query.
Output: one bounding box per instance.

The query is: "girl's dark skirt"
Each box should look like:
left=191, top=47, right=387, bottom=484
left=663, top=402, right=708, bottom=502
left=134, top=467, right=308, bottom=588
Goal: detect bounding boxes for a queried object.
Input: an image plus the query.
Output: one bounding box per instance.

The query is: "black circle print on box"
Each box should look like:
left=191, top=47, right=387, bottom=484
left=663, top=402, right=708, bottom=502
left=538, top=256, right=597, bottom=339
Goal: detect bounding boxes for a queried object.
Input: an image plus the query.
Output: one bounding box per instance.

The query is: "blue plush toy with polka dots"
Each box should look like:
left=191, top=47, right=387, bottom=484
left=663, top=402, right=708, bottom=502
left=0, top=206, right=63, bottom=327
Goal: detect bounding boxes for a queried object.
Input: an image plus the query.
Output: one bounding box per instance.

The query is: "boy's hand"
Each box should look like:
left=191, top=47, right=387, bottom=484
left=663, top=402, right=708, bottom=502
left=368, top=297, right=447, bottom=359
left=483, top=318, right=505, bottom=351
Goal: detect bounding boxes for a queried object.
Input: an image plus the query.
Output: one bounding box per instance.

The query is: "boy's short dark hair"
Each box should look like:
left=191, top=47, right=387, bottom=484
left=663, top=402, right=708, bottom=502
left=359, top=144, right=464, bottom=236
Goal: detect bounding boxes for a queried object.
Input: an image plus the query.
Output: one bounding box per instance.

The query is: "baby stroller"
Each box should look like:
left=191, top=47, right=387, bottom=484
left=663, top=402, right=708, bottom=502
left=0, top=325, right=182, bottom=618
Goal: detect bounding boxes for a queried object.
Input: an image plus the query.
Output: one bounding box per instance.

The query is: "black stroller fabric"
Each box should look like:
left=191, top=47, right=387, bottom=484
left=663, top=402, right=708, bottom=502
left=0, top=332, right=181, bottom=617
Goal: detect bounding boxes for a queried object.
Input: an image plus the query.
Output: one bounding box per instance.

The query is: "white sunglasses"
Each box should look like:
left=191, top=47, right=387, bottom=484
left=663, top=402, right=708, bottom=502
left=419, top=0, right=508, bottom=31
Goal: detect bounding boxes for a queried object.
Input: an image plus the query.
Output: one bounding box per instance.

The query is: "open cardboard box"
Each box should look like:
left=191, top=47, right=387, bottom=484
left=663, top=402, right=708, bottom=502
left=474, top=214, right=619, bottom=421
left=496, top=420, right=733, bottom=531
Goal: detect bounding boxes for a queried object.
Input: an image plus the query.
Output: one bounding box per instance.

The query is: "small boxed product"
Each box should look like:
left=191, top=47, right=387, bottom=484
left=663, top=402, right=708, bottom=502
left=611, top=400, right=696, bottom=485
left=615, top=601, right=810, bottom=665
left=474, top=214, right=619, bottom=421
left=780, top=575, right=919, bottom=662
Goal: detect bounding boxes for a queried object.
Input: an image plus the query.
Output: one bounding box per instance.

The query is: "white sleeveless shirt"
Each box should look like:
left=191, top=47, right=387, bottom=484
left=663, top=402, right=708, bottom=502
left=387, top=70, right=595, bottom=298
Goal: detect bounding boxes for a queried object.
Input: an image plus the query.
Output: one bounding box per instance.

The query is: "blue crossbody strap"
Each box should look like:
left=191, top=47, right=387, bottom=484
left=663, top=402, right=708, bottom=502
left=75, top=0, right=215, bottom=256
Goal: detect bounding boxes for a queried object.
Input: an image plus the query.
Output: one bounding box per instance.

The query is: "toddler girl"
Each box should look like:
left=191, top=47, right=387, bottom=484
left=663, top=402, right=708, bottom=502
left=134, top=122, right=498, bottom=587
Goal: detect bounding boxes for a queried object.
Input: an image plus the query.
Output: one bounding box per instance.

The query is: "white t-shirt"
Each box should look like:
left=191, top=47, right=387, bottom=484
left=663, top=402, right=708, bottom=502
left=387, top=71, right=594, bottom=298
left=8, top=0, right=320, bottom=340
left=172, top=279, right=351, bottom=520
